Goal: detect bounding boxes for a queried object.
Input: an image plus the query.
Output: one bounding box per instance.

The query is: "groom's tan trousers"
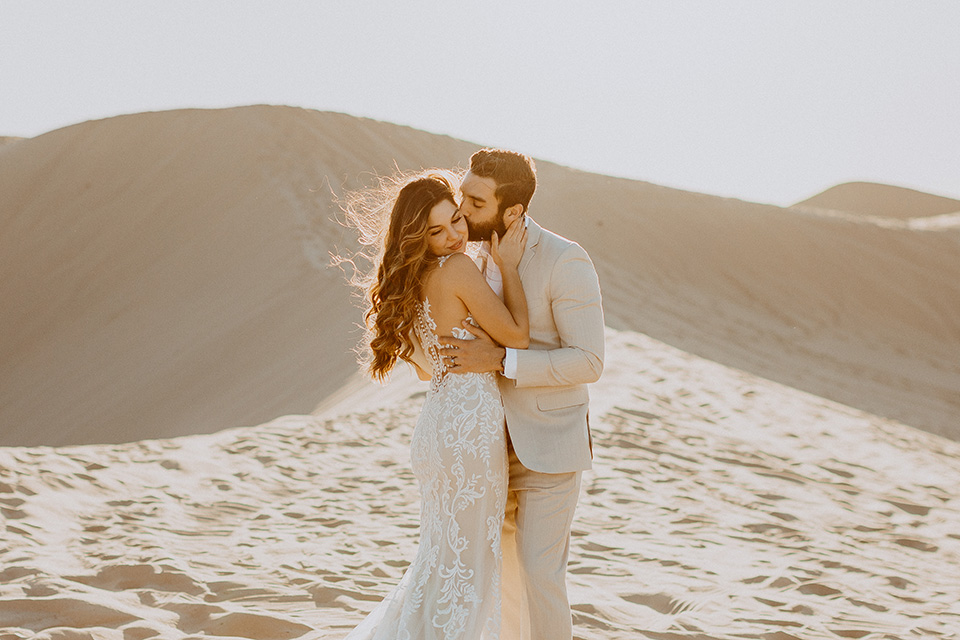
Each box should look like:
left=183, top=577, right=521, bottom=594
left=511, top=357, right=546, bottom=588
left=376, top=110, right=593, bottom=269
left=500, top=436, right=583, bottom=640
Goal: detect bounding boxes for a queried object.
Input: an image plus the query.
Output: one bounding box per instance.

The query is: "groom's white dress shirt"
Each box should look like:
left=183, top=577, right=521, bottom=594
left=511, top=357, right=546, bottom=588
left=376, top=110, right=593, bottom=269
left=475, top=218, right=530, bottom=379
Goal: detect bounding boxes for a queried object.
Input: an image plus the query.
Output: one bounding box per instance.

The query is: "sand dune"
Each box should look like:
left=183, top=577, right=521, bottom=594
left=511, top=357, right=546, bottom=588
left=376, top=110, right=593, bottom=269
left=1, top=328, right=958, bottom=638
left=1, top=106, right=958, bottom=446
left=0, top=107, right=476, bottom=446
left=796, top=181, right=960, bottom=219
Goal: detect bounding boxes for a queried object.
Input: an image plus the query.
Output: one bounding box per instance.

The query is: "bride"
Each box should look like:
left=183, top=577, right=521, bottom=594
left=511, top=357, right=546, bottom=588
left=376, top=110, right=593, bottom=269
left=342, top=169, right=529, bottom=639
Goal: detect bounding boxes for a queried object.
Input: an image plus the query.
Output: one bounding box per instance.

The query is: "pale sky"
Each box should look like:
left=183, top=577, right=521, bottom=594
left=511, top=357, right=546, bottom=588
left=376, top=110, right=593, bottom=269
left=2, top=1, right=958, bottom=206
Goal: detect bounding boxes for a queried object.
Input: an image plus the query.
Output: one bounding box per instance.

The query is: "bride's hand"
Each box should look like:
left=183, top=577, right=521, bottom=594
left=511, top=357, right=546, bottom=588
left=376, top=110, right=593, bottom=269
left=490, top=218, right=527, bottom=270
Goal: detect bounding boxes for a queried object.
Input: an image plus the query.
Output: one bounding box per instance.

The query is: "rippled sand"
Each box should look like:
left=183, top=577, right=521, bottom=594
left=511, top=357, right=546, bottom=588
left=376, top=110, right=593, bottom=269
left=2, top=328, right=958, bottom=639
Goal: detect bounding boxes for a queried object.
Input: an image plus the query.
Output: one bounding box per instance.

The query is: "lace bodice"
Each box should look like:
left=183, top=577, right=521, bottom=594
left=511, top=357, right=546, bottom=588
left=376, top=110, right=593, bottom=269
left=414, top=298, right=476, bottom=391
left=413, top=255, right=480, bottom=391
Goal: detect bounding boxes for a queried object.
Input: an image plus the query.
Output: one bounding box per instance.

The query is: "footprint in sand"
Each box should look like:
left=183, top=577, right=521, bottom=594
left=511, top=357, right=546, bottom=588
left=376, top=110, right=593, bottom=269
left=66, top=563, right=207, bottom=596
left=162, top=602, right=313, bottom=639
left=0, top=597, right=140, bottom=633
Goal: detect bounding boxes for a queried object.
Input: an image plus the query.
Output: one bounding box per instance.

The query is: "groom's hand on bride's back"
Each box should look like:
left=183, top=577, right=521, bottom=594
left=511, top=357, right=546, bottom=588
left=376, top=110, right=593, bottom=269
left=439, top=322, right=507, bottom=374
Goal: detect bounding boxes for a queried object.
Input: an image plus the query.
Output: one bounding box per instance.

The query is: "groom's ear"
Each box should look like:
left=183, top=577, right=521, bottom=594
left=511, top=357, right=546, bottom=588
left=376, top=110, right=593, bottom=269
left=503, top=203, right=524, bottom=226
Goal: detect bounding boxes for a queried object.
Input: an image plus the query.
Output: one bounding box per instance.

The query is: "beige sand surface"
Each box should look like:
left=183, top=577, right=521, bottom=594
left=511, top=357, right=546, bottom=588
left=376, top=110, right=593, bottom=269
left=2, top=106, right=959, bottom=446
left=1, top=328, right=958, bottom=639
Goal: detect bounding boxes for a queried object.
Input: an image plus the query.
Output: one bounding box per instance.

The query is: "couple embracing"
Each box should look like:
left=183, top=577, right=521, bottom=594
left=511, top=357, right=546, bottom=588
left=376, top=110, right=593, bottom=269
left=343, top=149, right=604, bottom=640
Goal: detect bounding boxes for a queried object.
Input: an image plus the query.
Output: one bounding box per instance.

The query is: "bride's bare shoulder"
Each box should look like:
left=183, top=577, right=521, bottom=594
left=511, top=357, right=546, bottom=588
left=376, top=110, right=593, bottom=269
left=438, top=252, right=480, bottom=273
left=434, top=253, right=484, bottom=289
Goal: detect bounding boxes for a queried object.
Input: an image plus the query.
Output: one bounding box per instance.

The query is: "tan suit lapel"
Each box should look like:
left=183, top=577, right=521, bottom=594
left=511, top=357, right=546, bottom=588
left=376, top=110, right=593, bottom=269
left=518, top=217, right=543, bottom=280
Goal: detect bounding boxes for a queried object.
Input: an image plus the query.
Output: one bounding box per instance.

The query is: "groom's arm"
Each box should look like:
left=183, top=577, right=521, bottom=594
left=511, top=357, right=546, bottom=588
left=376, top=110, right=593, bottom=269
left=511, top=244, right=604, bottom=388
left=438, top=327, right=504, bottom=373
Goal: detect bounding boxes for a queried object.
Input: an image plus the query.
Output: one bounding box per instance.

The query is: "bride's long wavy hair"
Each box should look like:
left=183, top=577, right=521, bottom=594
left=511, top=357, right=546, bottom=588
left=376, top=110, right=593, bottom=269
left=340, top=169, right=461, bottom=381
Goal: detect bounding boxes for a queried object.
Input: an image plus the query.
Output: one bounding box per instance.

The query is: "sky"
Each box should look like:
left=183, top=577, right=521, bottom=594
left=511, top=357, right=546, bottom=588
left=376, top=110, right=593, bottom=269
left=2, top=1, right=958, bottom=206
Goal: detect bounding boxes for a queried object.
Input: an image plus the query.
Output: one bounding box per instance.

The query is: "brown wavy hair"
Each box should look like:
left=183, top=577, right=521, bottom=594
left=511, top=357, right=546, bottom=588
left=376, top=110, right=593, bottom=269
left=340, top=169, right=460, bottom=381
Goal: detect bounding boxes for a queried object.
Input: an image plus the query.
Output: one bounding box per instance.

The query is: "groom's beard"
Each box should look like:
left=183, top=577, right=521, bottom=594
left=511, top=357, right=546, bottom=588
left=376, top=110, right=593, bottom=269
left=467, top=212, right=507, bottom=242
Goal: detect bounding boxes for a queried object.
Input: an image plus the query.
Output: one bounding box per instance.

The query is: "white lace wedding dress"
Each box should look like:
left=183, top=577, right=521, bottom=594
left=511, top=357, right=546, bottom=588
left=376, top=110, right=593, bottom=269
left=345, top=264, right=508, bottom=639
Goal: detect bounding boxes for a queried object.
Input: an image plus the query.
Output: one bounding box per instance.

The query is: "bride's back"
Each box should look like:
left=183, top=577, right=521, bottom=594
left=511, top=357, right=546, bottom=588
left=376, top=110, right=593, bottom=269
left=419, top=253, right=473, bottom=338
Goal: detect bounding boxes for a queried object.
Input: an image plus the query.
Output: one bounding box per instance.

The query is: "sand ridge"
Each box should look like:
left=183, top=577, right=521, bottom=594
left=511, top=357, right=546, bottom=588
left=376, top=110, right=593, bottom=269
left=795, top=181, right=960, bottom=220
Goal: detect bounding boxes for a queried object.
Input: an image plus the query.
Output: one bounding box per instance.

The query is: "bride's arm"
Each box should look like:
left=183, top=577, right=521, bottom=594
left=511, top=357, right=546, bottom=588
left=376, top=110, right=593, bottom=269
left=490, top=219, right=529, bottom=347
left=442, top=252, right=529, bottom=349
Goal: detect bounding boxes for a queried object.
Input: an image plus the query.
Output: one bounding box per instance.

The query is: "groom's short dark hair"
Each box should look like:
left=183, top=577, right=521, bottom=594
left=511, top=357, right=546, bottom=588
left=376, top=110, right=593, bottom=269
left=469, top=149, right=537, bottom=214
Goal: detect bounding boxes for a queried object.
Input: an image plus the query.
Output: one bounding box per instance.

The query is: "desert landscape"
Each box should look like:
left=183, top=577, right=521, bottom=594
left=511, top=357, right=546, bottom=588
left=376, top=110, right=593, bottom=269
left=1, top=107, right=959, bottom=638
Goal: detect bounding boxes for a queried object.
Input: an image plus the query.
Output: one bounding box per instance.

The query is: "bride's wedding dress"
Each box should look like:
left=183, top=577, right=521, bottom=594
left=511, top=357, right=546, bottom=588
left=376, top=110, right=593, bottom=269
left=346, top=260, right=507, bottom=639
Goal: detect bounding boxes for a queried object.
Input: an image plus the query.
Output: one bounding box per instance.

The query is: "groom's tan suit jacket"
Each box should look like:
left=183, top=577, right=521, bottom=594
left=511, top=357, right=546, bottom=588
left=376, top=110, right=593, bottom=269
left=500, top=218, right=604, bottom=474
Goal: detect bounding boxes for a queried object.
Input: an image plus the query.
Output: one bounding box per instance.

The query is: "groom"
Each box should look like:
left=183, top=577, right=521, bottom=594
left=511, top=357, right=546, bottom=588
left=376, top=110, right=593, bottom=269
left=441, top=148, right=605, bottom=640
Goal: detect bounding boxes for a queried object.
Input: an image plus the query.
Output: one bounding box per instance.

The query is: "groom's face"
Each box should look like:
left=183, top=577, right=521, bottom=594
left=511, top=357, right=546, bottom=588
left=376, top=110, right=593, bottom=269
left=460, top=171, right=506, bottom=242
